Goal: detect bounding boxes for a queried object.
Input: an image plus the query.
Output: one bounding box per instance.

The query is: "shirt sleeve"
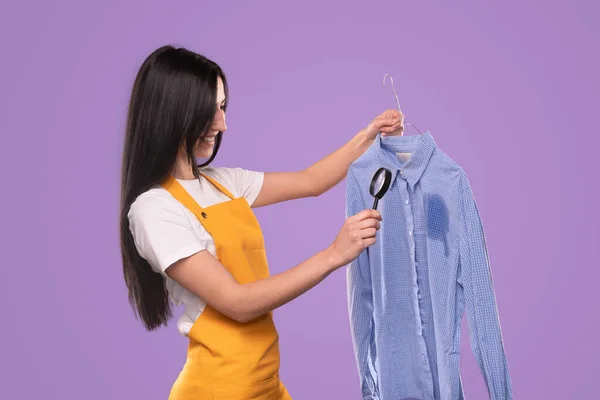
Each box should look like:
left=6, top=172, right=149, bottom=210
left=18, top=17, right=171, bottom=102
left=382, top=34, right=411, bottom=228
left=127, top=193, right=211, bottom=274
left=217, top=167, right=264, bottom=206
left=345, top=167, right=380, bottom=400
left=458, top=174, right=513, bottom=399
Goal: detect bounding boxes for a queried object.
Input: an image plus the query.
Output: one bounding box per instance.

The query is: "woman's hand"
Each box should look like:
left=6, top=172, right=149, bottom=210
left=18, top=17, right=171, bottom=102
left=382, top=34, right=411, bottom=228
left=327, top=209, right=382, bottom=267
left=361, top=109, right=404, bottom=141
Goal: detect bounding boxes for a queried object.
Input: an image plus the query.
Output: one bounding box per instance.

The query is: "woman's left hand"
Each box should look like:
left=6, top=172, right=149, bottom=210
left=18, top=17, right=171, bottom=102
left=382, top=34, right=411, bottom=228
left=362, top=109, right=404, bottom=141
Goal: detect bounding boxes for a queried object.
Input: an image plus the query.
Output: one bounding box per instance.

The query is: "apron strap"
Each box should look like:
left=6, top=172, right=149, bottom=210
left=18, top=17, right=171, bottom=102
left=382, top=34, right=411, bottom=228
left=161, top=175, right=208, bottom=220
left=198, top=172, right=235, bottom=200
left=160, top=172, right=236, bottom=219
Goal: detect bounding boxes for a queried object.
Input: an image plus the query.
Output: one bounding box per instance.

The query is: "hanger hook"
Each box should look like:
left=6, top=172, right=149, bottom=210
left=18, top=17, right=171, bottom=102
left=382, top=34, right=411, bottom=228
left=382, top=73, right=423, bottom=134
left=383, top=73, right=402, bottom=113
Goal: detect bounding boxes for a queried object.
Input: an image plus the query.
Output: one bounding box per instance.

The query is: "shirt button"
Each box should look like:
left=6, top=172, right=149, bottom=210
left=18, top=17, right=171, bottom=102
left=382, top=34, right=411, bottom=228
left=405, top=199, right=409, bottom=204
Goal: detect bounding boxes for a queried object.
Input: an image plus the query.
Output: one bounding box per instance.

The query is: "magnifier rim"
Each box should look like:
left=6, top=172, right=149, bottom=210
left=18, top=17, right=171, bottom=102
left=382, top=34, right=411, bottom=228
left=370, top=167, right=393, bottom=198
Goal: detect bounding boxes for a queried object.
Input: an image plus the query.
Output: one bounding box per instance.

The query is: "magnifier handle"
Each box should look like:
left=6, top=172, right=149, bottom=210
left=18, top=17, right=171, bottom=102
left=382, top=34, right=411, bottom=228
left=372, top=198, right=379, bottom=210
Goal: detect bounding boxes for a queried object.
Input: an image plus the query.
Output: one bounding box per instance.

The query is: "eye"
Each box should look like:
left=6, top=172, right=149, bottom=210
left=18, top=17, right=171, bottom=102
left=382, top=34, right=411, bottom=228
left=220, top=104, right=227, bottom=111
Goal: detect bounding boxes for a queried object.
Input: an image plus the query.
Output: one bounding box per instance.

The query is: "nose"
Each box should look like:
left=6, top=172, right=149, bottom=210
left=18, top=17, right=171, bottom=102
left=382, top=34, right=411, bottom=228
left=212, top=108, right=227, bottom=132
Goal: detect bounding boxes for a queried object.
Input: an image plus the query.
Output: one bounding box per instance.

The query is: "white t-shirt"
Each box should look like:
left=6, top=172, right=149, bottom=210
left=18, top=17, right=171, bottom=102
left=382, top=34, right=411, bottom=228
left=127, top=166, right=265, bottom=336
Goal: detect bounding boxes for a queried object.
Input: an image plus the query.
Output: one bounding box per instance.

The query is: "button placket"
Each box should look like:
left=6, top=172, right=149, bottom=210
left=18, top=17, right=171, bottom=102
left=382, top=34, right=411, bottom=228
left=401, top=178, right=421, bottom=336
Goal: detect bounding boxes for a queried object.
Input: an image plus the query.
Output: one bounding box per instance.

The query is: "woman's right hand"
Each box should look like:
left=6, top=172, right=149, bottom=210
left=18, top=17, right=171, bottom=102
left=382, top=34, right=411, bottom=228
left=328, top=209, right=382, bottom=267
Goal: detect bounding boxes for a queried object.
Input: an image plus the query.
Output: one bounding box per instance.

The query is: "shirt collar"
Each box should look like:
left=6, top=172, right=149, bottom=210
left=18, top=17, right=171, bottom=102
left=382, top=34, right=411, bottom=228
left=374, top=131, right=437, bottom=190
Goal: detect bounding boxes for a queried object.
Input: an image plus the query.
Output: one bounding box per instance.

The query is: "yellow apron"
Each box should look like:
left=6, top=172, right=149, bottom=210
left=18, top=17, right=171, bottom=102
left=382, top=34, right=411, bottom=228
left=161, top=172, right=292, bottom=400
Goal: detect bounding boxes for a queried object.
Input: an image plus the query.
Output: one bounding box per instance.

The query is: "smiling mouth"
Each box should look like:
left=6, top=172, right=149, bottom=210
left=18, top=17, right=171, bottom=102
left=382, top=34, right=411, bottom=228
left=201, top=134, right=217, bottom=143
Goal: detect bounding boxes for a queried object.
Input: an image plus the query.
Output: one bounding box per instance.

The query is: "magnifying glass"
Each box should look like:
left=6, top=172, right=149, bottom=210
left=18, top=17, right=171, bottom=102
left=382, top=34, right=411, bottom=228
left=370, top=167, right=392, bottom=209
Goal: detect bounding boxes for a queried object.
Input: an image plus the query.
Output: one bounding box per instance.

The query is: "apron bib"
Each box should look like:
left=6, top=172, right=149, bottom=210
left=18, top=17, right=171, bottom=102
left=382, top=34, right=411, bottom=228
left=161, top=172, right=292, bottom=400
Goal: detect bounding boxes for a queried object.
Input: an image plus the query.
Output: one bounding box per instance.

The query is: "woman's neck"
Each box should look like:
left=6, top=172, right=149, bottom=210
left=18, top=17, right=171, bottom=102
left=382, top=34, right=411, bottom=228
left=171, top=154, right=197, bottom=180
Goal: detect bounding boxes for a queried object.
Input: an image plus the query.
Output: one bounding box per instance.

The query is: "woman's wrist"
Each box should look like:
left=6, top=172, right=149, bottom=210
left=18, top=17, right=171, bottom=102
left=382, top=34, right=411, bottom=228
left=321, top=245, right=345, bottom=273
left=355, top=128, right=374, bottom=151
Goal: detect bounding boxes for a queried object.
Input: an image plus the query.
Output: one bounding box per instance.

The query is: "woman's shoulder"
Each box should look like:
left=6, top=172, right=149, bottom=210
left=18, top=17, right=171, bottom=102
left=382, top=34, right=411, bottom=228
left=127, top=186, right=187, bottom=225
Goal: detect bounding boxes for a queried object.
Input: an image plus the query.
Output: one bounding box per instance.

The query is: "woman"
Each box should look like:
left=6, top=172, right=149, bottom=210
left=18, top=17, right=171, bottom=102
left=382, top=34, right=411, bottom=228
left=119, top=45, right=403, bottom=399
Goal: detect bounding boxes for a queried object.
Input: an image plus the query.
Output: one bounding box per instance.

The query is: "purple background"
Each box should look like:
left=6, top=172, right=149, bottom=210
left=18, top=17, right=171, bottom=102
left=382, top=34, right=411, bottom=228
left=1, top=1, right=598, bottom=399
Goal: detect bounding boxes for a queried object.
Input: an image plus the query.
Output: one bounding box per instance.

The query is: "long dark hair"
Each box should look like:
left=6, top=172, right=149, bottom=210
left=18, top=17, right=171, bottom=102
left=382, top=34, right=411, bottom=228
left=119, top=45, right=229, bottom=331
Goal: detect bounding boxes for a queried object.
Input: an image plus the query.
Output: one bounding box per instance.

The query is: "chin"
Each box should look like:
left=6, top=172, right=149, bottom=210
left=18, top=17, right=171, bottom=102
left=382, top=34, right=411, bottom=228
left=195, top=149, right=213, bottom=159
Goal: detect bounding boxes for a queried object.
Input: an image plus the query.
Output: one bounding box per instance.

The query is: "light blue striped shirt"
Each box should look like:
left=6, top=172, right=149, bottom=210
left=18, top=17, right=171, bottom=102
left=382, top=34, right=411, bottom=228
left=345, top=132, right=512, bottom=400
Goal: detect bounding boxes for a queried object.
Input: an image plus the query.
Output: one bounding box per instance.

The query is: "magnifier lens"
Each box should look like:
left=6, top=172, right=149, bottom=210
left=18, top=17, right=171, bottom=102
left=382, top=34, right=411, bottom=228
left=370, top=167, right=392, bottom=210
left=374, top=173, right=386, bottom=195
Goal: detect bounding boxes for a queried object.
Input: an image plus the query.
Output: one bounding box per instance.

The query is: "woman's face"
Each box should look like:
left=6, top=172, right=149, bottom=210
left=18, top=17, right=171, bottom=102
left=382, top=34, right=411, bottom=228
left=196, top=77, right=227, bottom=159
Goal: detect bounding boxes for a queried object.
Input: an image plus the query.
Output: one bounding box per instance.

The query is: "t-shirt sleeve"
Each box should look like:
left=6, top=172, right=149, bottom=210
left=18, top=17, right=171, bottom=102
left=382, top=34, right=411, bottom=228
left=127, top=193, right=211, bottom=274
left=218, top=167, right=264, bottom=206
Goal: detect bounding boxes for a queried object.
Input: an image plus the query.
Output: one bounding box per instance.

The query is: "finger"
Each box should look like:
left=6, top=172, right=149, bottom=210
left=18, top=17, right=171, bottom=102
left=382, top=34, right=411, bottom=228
left=375, top=113, right=400, bottom=126
left=357, top=217, right=380, bottom=229
left=381, top=117, right=403, bottom=130
left=352, top=209, right=375, bottom=221
left=379, top=121, right=398, bottom=131
left=353, top=209, right=381, bottom=221
left=358, top=227, right=378, bottom=239
left=389, top=110, right=402, bottom=120
left=381, top=123, right=403, bottom=133
left=382, top=114, right=401, bottom=125
left=382, top=109, right=399, bottom=118
left=362, top=237, right=377, bottom=247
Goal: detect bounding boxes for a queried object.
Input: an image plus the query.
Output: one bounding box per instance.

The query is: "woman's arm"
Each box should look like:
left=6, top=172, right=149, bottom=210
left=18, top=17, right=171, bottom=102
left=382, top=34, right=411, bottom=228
left=165, top=209, right=381, bottom=323
left=252, top=109, right=403, bottom=208
left=252, top=130, right=371, bottom=207
left=168, top=247, right=337, bottom=323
